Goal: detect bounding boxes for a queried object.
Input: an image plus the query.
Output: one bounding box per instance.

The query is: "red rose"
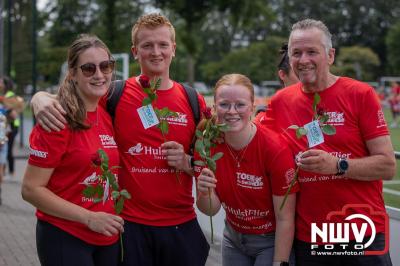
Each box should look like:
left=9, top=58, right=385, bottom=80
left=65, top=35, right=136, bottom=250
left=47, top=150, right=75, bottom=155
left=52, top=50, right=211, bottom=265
left=139, top=75, right=151, bottom=88
left=203, top=107, right=212, bottom=119
left=316, top=106, right=325, bottom=116
left=91, top=153, right=102, bottom=166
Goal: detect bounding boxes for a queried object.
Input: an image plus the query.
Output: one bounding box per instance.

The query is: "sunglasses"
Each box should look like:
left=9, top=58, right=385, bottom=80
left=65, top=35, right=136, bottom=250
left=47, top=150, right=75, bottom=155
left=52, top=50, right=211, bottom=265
left=78, top=60, right=115, bottom=77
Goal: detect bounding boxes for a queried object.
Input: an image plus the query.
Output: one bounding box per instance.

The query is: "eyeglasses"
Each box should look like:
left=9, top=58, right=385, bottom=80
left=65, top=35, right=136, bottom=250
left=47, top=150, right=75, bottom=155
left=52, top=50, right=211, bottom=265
left=216, top=102, right=250, bottom=113
left=78, top=60, right=115, bottom=77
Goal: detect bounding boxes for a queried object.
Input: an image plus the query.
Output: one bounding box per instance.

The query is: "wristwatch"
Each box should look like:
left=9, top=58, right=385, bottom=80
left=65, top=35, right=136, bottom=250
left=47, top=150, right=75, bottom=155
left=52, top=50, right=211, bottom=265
left=336, top=157, right=349, bottom=175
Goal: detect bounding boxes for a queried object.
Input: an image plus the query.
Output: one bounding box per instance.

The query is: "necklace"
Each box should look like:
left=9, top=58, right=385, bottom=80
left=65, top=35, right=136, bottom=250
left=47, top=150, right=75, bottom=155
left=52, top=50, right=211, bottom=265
left=225, top=124, right=255, bottom=168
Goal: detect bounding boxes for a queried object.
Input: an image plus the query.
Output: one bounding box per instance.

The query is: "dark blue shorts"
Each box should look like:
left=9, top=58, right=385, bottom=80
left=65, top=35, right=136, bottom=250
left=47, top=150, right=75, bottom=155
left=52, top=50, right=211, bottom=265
left=120, top=218, right=210, bottom=266
left=36, top=219, right=120, bottom=266
left=294, top=233, right=392, bottom=266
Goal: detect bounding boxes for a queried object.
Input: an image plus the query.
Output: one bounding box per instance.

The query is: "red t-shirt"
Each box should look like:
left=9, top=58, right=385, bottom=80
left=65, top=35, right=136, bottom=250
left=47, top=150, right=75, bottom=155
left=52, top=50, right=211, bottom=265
left=262, top=77, right=389, bottom=243
left=28, top=106, right=119, bottom=245
left=107, top=77, right=206, bottom=226
left=195, top=124, right=298, bottom=234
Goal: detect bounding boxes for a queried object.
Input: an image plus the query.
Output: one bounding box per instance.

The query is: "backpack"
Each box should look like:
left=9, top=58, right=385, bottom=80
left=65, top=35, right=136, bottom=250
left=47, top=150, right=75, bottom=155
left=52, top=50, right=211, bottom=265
left=106, top=80, right=201, bottom=125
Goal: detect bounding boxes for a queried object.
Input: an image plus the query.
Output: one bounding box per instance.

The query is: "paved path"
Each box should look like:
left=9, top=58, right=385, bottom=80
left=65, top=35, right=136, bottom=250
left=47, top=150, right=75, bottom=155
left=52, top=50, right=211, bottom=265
left=0, top=156, right=39, bottom=266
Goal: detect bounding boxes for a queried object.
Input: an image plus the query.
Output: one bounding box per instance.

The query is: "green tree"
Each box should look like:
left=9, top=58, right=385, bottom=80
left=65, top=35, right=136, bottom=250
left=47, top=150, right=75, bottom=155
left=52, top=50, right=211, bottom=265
left=332, top=46, right=380, bottom=81
left=386, top=21, right=400, bottom=75
left=201, top=36, right=285, bottom=84
left=272, top=0, right=400, bottom=75
left=46, top=0, right=94, bottom=47
left=12, top=0, right=33, bottom=94
left=92, top=0, right=144, bottom=53
left=155, top=0, right=274, bottom=84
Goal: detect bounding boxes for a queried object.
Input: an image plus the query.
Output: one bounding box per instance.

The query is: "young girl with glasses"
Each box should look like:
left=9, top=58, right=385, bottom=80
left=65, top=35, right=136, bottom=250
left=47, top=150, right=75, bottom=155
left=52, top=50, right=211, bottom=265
left=21, top=34, right=124, bottom=266
left=195, top=74, right=297, bottom=266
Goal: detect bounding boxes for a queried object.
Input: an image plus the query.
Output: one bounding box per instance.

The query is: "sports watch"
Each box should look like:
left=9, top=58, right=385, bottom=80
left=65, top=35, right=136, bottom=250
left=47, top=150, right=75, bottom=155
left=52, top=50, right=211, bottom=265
left=336, top=157, right=349, bottom=175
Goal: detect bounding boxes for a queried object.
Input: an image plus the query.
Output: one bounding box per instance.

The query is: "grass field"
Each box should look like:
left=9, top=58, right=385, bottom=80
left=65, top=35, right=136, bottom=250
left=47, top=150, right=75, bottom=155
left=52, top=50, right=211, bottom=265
left=384, top=108, right=400, bottom=209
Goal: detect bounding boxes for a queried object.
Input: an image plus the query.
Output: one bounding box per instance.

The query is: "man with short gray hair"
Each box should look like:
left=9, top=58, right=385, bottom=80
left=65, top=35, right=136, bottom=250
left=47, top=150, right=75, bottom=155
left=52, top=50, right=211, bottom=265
left=262, top=18, right=395, bottom=265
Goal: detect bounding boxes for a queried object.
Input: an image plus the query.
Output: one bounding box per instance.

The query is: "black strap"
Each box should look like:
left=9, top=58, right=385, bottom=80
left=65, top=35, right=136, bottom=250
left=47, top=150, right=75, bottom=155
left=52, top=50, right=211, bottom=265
left=106, top=80, right=200, bottom=127
left=106, top=80, right=125, bottom=122
left=180, top=83, right=200, bottom=125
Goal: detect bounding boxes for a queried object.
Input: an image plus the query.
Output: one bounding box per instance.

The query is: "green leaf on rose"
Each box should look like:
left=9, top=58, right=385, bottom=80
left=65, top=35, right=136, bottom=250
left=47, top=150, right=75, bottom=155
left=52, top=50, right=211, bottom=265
left=288, top=125, right=299, bottom=130
left=93, top=198, right=103, bottom=203
left=206, top=158, right=217, bottom=172
left=218, top=123, right=229, bottom=131
left=313, top=93, right=321, bottom=113
left=111, top=191, right=120, bottom=200
left=95, top=184, right=104, bottom=197
left=120, top=189, right=131, bottom=199
left=154, top=77, right=161, bottom=89
left=320, top=114, right=329, bottom=124
left=204, top=138, right=211, bottom=149
left=194, top=160, right=206, bottom=166
left=115, top=197, right=125, bottom=214
left=196, top=129, right=203, bottom=138
left=159, top=120, right=169, bottom=134
left=142, top=98, right=152, bottom=106
left=143, top=88, right=152, bottom=95
left=82, top=185, right=96, bottom=197
left=212, top=152, right=223, bottom=161
left=321, top=124, right=336, bottom=135
left=149, top=93, right=157, bottom=101
left=296, top=127, right=308, bottom=139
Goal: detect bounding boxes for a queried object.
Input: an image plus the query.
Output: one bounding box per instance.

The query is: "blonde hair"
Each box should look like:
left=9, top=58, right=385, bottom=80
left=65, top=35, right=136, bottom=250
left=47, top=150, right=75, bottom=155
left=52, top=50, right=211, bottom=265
left=214, top=73, right=254, bottom=103
left=131, top=13, right=175, bottom=47
left=58, top=34, right=112, bottom=130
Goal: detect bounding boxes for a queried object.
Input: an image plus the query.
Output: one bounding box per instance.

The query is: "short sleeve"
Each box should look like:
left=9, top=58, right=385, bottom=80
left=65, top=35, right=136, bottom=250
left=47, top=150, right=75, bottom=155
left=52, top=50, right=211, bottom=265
left=261, top=97, right=277, bottom=130
left=28, top=124, right=70, bottom=168
left=267, top=138, right=299, bottom=196
left=359, top=87, right=389, bottom=140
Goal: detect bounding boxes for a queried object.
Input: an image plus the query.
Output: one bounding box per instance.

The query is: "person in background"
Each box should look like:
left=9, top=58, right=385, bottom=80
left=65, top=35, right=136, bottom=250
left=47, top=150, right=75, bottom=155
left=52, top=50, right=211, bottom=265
left=196, top=73, right=297, bottom=266
left=254, top=44, right=299, bottom=121
left=29, top=13, right=210, bottom=266
left=276, top=44, right=300, bottom=88
left=0, top=76, right=22, bottom=182
left=21, top=34, right=124, bottom=266
left=263, top=18, right=395, bottom=266
left=0, top=76, right=11, bottom=204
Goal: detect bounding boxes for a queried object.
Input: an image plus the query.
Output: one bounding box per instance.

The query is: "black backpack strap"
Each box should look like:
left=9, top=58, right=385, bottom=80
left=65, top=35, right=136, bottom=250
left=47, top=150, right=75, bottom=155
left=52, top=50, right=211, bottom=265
left=180, top=83, right=200, bottom=125
left=106, top=80, right=125, bottom=122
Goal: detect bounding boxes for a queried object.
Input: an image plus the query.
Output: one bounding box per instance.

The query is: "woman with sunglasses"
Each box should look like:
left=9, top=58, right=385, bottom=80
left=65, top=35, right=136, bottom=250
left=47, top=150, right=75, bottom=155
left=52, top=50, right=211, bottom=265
left=195, top=74, right=298, bottom=266
left=21, top=34, right=124, bottom=266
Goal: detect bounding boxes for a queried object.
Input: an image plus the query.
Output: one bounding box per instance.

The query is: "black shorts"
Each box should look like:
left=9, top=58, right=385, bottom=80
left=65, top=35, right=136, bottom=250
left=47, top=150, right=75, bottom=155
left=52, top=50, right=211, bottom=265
left=120, top=218, right=210, bottom=266
left=294, top=233, right=392, bottom=266
left=36, top=220, right=120, bottom=266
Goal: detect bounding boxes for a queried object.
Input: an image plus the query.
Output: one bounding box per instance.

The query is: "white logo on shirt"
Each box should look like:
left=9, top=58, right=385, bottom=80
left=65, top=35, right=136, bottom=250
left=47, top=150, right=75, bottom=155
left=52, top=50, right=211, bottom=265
left=99, top=135, right=117, bottom=148
left=377, top=109, right=387, bottom=128
left=236, top=172, right=263, bottom=189
left=126, top=143, right=144, bottom=155
left=30, top=148, right=48, bottom=158
left=163, top=112, right=188, bottom=126
left=285, top=168, right=296, bottom=186
left=126, top=143, right=166, bottom=160
left=327, top=112, right=344, bottom=126
left=80, top=172, right=99, bottom=185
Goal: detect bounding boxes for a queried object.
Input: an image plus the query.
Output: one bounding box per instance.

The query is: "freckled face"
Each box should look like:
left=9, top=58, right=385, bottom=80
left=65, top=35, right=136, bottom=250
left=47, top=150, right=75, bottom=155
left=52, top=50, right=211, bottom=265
left=215, top=84, right=254, bottom=133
